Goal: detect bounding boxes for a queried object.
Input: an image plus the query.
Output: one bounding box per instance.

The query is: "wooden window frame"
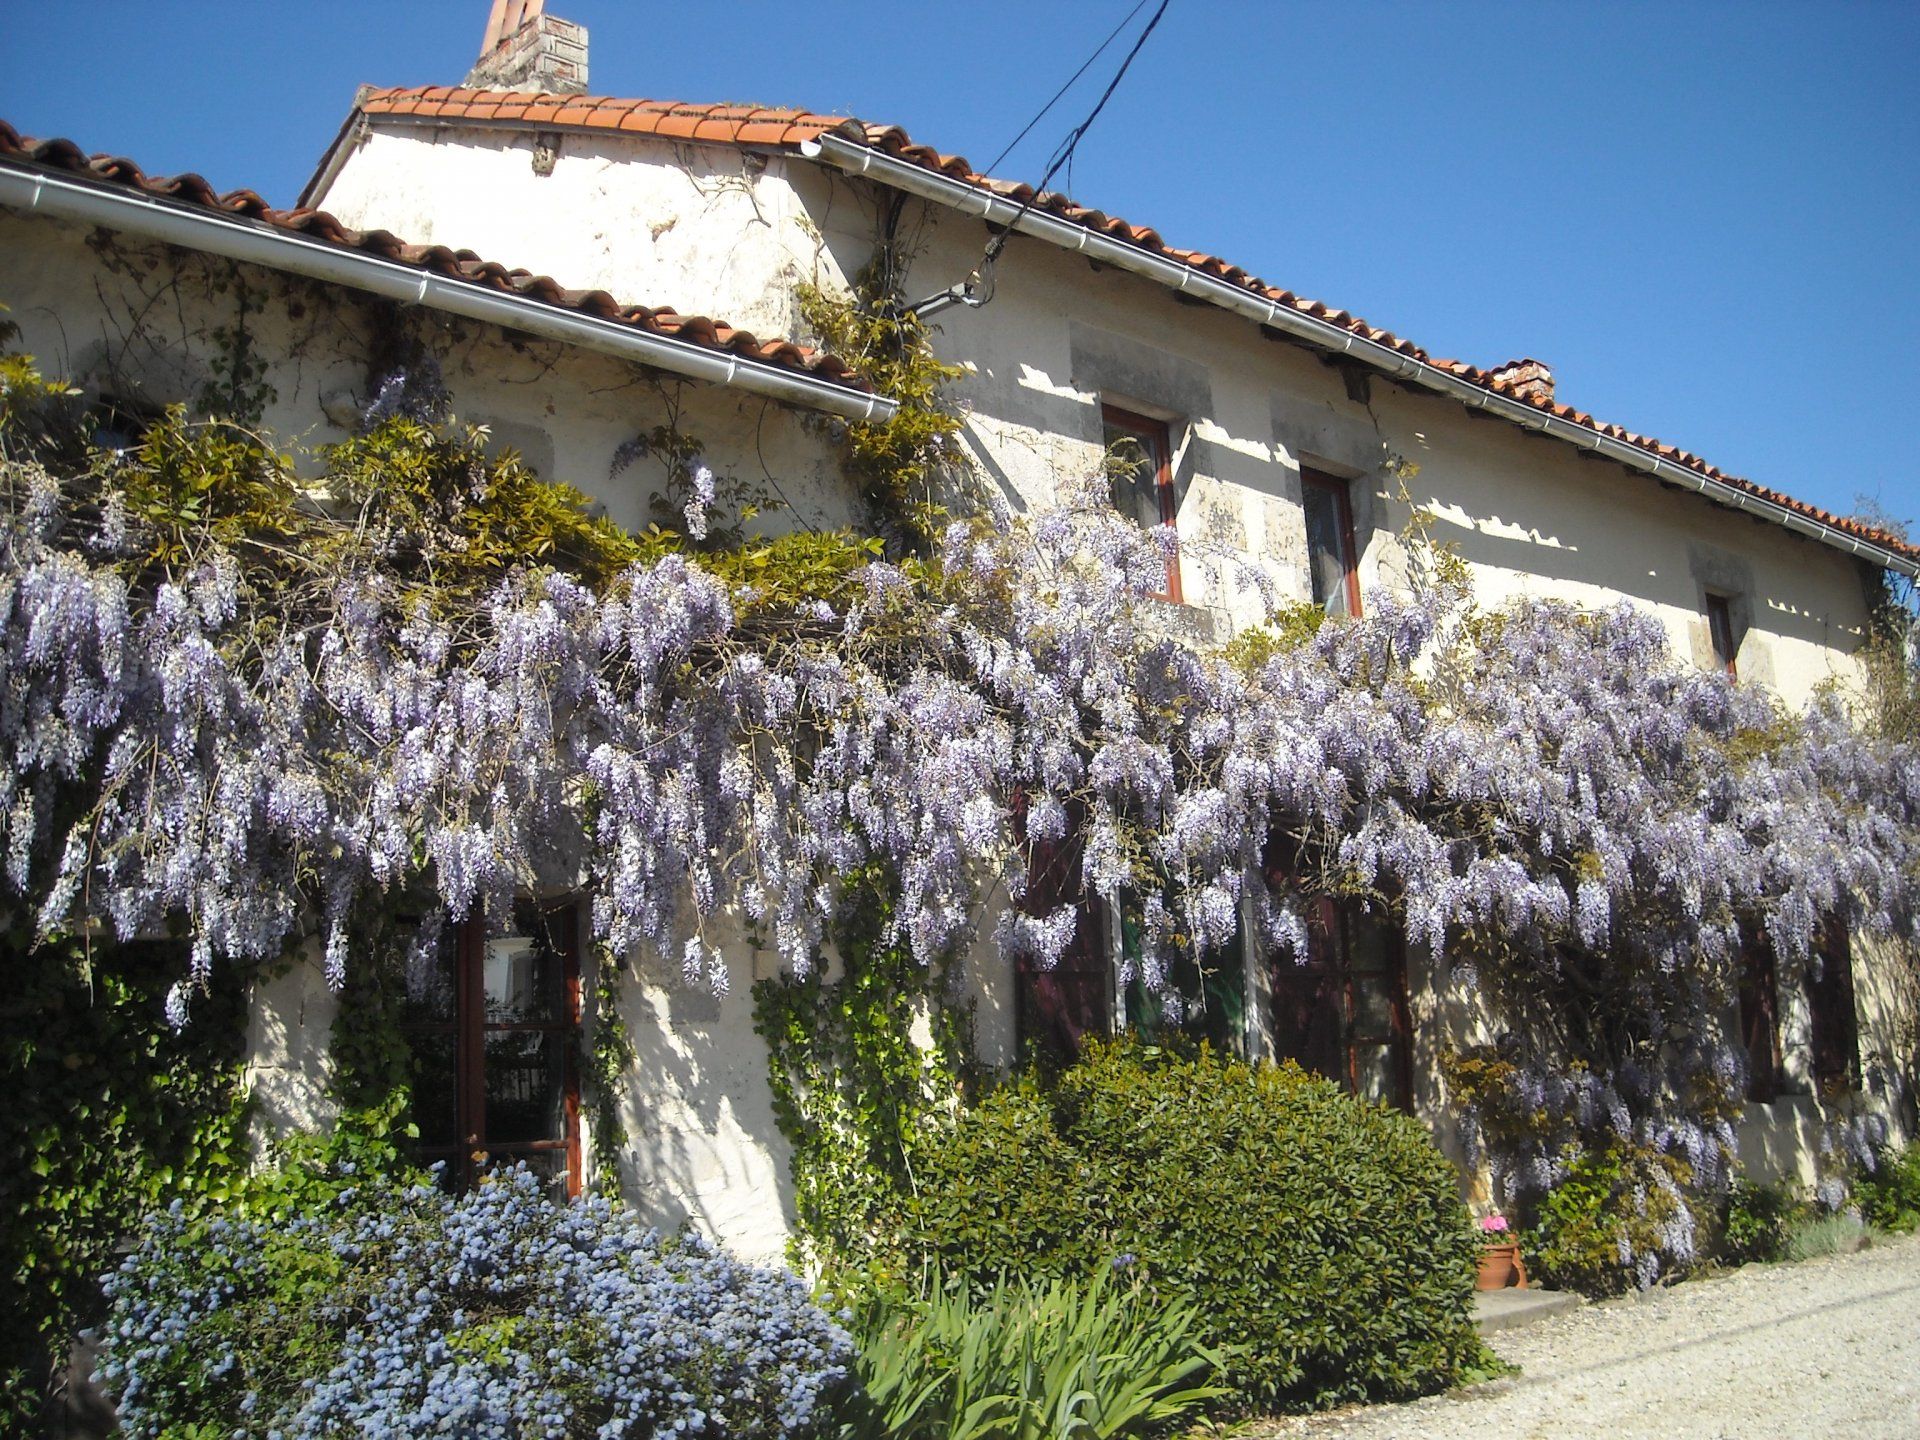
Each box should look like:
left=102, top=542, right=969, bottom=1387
left=1301, top=468, right=1363, bottom=618
left=411, top=901, right=584, bottom=1198
left=1100, top=403, right=1182, bottom=603
left=1706, top=592, right=1739, bottom=680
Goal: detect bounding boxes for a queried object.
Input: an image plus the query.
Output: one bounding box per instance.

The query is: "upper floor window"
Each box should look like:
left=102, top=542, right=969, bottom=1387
left=1808, top=920, right=1859, bottom=1091
left=1301, top=469, right=1361, bottom=618
left=403, top=898, right=583, bottom=1197
left=1101, top=403, right=1181, bottom=602
left=1706, top=593, right=1739, bottom=679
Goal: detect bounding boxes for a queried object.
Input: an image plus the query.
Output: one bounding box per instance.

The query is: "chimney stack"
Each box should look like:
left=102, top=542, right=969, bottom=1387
left=465, top=0, right=588, bottom=93
left=1487, top=357, right=1555, bottom=405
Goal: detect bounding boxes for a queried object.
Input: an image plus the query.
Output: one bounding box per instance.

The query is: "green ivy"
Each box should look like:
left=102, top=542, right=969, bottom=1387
left=753, top=865, right=976, bottom=1270
left=587, top=945, right=636, bottom=1195
left=0, top=931, right=250, bottom=1431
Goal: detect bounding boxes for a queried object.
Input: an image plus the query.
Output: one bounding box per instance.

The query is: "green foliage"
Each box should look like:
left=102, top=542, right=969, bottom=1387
left=325, top=416, right=645, bottom=601
left=1855, top=1141, right=1920, bottom=1235
left=795, top=276, right=964, bottom=551
left=877, top=1039, right=1484, bottom=1412
left=1523, top=1144, right=1704, bottom=1296
left=0, top=933, right=249, bottom=1431
left=1717, top=1178, right=1806, bottom=1265
left=1216, top=602, right=1330, bottom=672
left=587, top=945, right=636, bottom=1193
left=834, top=1264, right=1227, bottom=1440
left=755, top=867, right=975, bottom=1270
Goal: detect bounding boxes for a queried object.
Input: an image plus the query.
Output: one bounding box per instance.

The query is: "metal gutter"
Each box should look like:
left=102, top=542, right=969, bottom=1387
left=0, top=159, right=897, bottom=424
left=801, top=132, right=1915, bottom=577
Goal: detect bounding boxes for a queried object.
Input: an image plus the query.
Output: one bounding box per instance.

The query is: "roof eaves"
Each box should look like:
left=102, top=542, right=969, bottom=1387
left=0, top=121, right=893, bottom=424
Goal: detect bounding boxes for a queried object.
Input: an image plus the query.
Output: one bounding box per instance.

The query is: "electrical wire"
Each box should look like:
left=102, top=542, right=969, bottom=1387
left=982, top=0, right=1152, bottom=177
left=979, top=0, right=1172, bottom=273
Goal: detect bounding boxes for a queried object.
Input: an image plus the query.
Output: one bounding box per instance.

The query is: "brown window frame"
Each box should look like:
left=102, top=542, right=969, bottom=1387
left=1100, top=403, right=1182, bottom=603
left=1706, top=593, right=1739, bottom=680
left=1737, top=929, right=1781, bottom=1103
left=407, top=900, right=584, bottom=1198
left=1808, top=919, right=1859, bottom=1092
left=1301, top=468, right=1363, bottom=618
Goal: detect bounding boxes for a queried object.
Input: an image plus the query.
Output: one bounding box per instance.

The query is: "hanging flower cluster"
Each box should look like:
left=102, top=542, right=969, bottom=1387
left=3, top=380, right=1916, bottom=1281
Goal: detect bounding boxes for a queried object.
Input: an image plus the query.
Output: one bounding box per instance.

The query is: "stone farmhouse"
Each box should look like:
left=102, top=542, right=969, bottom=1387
left=2, top=2, right=1913, bottom=1261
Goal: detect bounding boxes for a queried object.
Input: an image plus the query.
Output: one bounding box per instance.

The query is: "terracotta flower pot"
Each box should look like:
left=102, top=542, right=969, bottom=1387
left=1476, top=1240, right=1528, bottom=1291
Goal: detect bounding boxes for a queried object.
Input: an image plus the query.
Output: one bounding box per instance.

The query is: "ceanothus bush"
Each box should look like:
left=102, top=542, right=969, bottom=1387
left=96, top=1165, right=852, bottom=1439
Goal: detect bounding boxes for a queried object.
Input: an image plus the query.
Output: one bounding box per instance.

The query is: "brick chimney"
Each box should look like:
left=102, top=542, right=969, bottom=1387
left=1487, top=357, right=1555, bottom=405
left=465, top=0, right=588, bottom=93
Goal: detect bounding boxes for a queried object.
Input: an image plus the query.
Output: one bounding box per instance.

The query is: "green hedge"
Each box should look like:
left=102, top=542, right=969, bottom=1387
left=885, top=1039, right=1483, bottom=1411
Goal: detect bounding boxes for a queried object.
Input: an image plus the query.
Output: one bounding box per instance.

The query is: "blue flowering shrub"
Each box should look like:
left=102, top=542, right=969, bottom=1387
left=95, top=1164, right=852, bottom=1439
left=885, top=1039, right=1484, bottom=1412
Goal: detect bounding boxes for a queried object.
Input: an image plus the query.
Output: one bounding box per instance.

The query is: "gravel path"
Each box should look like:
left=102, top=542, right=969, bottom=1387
left=1250, top=1230, right=1920, bottom=1440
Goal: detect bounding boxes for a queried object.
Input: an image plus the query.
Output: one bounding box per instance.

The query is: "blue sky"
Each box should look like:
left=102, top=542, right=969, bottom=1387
left=4, top=1, right=1917, bottom=529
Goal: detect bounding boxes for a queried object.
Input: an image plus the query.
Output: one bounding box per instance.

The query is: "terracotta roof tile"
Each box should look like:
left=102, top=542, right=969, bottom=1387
left=0, top=118, right=875, bottom=399
left=342, top=85, right=1914, bottom=563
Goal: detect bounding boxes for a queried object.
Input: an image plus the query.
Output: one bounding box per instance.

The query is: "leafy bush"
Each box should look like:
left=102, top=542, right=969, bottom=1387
left=97, top=1164, right=852, bottom=1439
left=1523, top=1143, right=1708, bottom=1295
left=1717, top=1179, right=1806, bottom=1265
left=882, top=1040, right=1483, bottom=1411
left=836, top=1263, right=1226, bottom=1440
left=1854, top=1141, right=1920, bottom=1235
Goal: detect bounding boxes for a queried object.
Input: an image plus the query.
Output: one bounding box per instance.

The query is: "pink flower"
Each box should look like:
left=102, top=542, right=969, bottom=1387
left=1480, top=1214, right=1510, bottom=1234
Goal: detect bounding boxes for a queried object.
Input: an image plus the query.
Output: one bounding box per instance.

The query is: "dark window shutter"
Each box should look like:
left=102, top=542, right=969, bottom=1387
left=1014, top=794, right=1109, bottom=1065
left=1737, top=932, right=1780, bottom=1103
left=1808, top=920, right=1859, bottom=1089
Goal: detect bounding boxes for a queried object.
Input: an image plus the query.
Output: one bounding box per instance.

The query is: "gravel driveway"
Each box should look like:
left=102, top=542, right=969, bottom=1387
left=1251, top=1230, right=1920, bottom=1440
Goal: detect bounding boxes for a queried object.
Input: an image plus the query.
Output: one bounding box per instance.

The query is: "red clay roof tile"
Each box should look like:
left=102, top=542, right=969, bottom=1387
left=0, top=118, right=875, bottom=400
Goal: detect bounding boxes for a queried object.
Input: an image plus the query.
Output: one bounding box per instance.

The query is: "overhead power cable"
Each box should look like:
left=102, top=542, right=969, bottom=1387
left=982, top=0, right=1152, bottom=177
left=903, top=0, right=1173, bottom=319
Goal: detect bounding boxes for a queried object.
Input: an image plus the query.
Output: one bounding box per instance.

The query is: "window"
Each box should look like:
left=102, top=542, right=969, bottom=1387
left=403, top=899, right=583, bottom=1197
left=1301, top=469, right=1361, bottom=618
left=1101, top=403, right=1181, bottom=601
left=1808, top=919, right=1859, bottom=1091
left=1014, top=798, right=1112, bottom=1065
left=1706, top=593, right=1739, bottom=679
left=1261, top=876, right=1411, bottom=1107
left=1737, top=930, right=1781, bottom=1103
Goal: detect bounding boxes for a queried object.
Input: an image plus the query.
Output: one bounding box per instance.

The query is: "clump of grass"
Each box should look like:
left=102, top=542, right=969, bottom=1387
left=1782, top=1210, right=1870, bottom=1262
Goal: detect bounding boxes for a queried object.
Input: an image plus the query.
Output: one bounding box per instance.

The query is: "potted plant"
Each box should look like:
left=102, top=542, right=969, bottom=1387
left=1476, top=1212, right=1528, bottom=1290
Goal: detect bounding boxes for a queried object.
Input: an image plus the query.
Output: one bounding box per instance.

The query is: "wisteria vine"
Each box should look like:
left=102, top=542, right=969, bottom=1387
left=3, top=355, right=1917, bottom=1283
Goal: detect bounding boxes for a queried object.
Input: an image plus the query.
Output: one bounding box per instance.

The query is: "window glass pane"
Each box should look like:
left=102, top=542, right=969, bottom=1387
left=1353, top=1043, right=1399, bottom=1105
left=1104, top=422, right=1164, bottom=533
left=483, top=934, right=564, bottom=1024
left=1351, top=971, right=1398, bottom=1041
left=409, top=1032, right=460, bottom=1149
left=1269, top=961, right=1345, bottom=1083
left=482, top=1030, right=568, bottom=1144
left=1302, top=481, right=1352, bottom=617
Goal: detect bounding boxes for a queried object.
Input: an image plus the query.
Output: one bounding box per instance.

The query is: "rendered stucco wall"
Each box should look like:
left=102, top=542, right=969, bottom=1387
left=321, top=123, right=1877, bottom=706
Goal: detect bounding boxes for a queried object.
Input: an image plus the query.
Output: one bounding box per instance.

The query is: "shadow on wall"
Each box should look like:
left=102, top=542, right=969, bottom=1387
left=1420, top=497, right=1859, bottom=657
left=610, top=947, right=799, bottom=1264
